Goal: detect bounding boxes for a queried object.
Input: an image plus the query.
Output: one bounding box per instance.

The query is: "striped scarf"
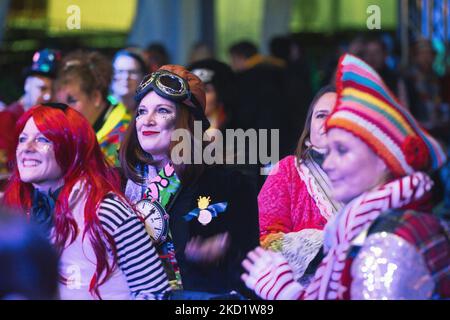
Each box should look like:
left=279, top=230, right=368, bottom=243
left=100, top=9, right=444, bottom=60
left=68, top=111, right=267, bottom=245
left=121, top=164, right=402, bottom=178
left=303, top=172, right=433, bottom=300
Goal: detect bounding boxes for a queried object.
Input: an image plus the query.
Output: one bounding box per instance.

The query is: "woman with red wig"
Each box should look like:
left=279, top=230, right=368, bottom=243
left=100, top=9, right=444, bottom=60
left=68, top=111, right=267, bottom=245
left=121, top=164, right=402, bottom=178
left=3, top=103, right=170, bottom=299
left=120, top=65, right=259, bottom=298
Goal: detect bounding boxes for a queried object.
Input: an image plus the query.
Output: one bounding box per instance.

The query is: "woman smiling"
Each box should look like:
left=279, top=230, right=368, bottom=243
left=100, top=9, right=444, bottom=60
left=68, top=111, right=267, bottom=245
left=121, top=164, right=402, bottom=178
left=242, top=54, right=450, bottom=300
left=258, top=85, right=342, bottom=284
left=3, top=104, right=169, bottom=299
left=120, top=65, right=259, bottom=297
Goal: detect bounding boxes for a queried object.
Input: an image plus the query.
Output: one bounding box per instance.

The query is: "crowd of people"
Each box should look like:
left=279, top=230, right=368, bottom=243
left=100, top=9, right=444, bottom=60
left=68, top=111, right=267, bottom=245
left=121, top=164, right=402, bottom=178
left=0, top=33, right=449, bottom=300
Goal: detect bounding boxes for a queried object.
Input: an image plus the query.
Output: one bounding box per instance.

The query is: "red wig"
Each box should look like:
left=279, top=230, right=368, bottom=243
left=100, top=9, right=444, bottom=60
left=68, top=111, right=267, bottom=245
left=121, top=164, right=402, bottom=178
left=3, top=105, right=123, bottom=298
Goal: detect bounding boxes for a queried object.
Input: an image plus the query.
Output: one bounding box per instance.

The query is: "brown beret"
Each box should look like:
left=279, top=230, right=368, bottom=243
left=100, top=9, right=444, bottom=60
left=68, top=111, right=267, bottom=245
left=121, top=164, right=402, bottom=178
left=159, top=64, right=206, bottom=113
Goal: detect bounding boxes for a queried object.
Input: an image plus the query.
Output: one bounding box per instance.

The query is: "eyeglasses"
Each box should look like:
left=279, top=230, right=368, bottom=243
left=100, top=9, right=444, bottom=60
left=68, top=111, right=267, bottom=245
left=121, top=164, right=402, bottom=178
left=113, top=69, right=142, bottom=80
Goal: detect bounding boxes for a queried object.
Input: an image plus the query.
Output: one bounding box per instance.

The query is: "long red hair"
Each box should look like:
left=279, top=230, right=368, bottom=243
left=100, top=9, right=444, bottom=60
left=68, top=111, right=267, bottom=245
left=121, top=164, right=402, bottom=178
left=3, top=105, right=123, bottom=298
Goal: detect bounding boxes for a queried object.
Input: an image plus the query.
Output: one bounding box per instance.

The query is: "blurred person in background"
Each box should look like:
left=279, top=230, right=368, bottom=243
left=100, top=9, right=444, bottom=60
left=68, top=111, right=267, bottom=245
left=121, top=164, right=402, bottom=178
left=144, top=43, right=170, bottom=73
left=363, top=35, right=410, bottom=110
left=110, top=48, right=147, bottom=112
left=269, top=35, right=313, bottom=155
left=0, top=49, right=60, bottom=176
left=189, top=58, right=258, bottom=181
left=229, top=40, right=285, bottom=73
left=258, top=85, right=342, bottom=286
left=188, top=42, right=214, bottom=65
left=0, top=209, right=59, bottom=300
left=1, top=48, right=61, bottom=117
left=188, top=58, right=236, bottom=132
left=228, top=40, right=291, bottom=189
left=55, top=50, right=131, bottom=167
left=406, top=39, right=445, bottom=135
left=321, top=34, right=366, bottom=88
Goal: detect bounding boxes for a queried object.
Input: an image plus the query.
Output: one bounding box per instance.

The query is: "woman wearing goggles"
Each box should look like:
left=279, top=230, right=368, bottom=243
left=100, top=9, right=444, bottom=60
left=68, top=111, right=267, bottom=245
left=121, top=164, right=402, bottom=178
left=119, top=65, right=259, bottom=298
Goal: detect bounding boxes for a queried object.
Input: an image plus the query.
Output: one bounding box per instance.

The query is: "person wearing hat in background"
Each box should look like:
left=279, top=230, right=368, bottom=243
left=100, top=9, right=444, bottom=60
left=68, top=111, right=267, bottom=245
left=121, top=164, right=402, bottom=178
left=55, top=50, right=131, bottom=167
left=110, top=48, right=148, bottom=112
left=144, top=43, right=170, bottom=73
left=0, top=49, right=60, bottom=182
left=189, top=59, right=265, bottom=192
left=2, top=48, right=60, bottom=117
left=120, top=65, right=259, bottom=298
left=242, top=54, right=449, bottom=300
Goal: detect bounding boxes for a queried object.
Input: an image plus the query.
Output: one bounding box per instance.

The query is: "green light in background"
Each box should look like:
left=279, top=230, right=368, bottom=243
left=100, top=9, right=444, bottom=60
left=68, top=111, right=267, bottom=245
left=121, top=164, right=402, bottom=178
left=215, top=0, right=266, bottom=62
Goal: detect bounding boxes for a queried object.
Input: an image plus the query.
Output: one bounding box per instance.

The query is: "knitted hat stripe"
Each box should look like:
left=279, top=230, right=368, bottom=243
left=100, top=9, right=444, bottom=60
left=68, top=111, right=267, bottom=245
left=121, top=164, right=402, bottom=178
left=330, top=109, right=408, bottom=167
left=340, top=99, right=408, bottom=147
left=343, top=72, right=398, bottom=106
left=328, top=110, right=413, bottom=174
left=350, top=73, right=446, bottom=169
left=343, top=55, right=382, bottom=79
left=343, top=77, right=409, bottom=128
left=342, top=57, right=405, bottom=110
left=342, top=65, right=401, bottom=106
left=343, top=74, right=404, bottom=114
left=341, top=87, right=413, bottom=135
left=341, top=92, right=410, bottom=137
left=342, top=56, right=394, bottom=100
left=339, top=103, right=404, bottom=145
left=342, top=64, right=381, bottom=88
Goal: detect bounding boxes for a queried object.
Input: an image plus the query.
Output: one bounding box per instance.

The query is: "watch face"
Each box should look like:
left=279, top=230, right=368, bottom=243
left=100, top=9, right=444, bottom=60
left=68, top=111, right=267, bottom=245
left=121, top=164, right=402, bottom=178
left=135, top=199, right=169, bottom=244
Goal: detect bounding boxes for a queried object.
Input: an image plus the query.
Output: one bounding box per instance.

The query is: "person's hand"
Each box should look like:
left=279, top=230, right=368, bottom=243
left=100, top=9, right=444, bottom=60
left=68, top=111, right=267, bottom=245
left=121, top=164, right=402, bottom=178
left=241, top=247, right=303, bottom=300
left=185, top=232, right=230, bottom=264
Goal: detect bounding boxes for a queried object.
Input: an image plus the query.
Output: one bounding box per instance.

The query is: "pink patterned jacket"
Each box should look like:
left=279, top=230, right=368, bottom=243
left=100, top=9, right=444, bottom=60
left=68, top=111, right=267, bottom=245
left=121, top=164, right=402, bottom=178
left=259, top=156, right=328, bottom=242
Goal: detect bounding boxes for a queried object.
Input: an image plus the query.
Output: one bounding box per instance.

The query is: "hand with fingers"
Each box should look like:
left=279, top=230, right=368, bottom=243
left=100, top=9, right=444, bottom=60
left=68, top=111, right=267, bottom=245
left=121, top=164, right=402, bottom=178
left=241, top=247, right=304, bottom=300
left=184, top=232, right=230, bottom=264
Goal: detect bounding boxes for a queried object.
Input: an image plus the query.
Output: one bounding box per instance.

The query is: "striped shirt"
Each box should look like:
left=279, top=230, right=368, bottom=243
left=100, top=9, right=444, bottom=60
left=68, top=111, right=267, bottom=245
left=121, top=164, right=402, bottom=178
left=98, top=194, right=171, bottom=300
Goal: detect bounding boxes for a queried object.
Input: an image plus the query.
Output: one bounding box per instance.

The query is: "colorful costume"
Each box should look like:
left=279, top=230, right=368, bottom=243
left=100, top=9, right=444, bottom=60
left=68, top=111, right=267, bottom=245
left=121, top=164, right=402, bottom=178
left=258, top=154, right=341, bottom=282
left=244, top=54, right=449, bottom=300
left=27, top=181, right=170, bottom=300
left=126, top=164, right=259, bottom=296
left=95, top=100, right=131, bottom=167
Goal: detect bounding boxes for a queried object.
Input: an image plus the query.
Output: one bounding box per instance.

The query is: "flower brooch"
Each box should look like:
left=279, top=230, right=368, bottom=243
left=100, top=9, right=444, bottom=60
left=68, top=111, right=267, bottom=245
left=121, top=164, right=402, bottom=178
left=183, top=196, right=228, bottom=226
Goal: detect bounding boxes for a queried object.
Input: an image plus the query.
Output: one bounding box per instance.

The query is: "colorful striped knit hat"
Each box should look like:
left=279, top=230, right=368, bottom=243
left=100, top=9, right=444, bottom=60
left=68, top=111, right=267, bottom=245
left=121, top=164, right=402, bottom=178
left=326, top=54, right=447, bottom=177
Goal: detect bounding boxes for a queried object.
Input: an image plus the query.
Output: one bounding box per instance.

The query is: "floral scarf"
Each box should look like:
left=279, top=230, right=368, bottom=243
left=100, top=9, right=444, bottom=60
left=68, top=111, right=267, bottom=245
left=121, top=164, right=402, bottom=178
left=141, top=162, right=183, bottom=290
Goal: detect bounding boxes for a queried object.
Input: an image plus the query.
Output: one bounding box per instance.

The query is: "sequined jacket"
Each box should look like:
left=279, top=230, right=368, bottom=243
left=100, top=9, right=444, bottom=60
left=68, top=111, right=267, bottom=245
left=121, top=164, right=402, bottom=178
left=341, top=210, right=450, bottom=300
